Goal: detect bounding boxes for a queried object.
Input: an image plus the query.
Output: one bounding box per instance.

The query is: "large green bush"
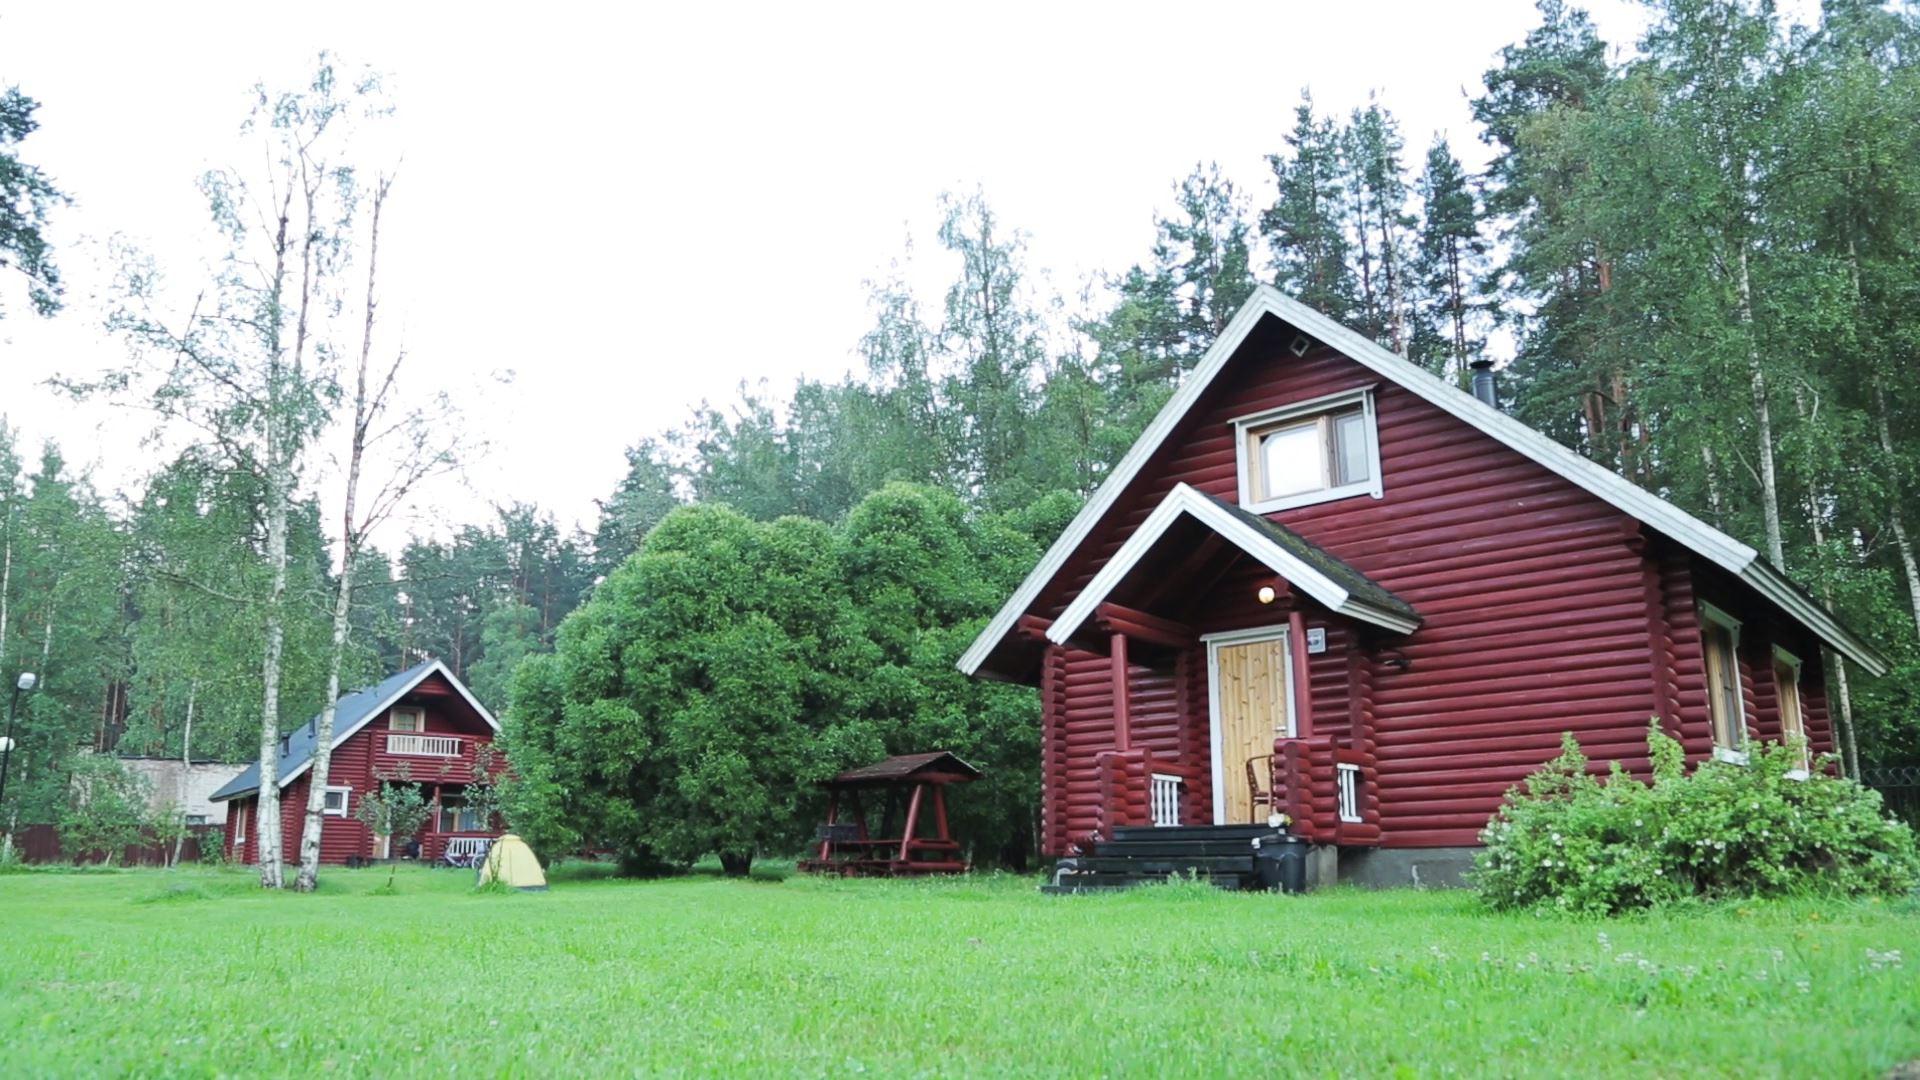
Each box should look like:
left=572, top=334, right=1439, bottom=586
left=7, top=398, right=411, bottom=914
left=1475, top=724, right=1920, bottom=915
left=500, top=484, right=1047, bottom=875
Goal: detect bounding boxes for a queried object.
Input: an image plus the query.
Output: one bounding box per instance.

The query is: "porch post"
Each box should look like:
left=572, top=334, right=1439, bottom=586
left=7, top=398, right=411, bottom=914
left=1110, top=631, right=1132, bottom=752
left=1287, top=609, right=1314, bottom=737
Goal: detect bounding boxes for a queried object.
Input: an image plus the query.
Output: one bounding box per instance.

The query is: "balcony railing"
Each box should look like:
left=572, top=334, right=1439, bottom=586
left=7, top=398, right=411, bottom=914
left=386, top=733, right=462, bottom=757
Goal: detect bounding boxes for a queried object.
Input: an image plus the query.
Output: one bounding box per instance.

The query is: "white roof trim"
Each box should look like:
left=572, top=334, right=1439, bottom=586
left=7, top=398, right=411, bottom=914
left=1047, top=483, right=1419, bottom=643
left=276, top=660, right=501, bottom=790
left=959, top=285, right=1888, bottom=678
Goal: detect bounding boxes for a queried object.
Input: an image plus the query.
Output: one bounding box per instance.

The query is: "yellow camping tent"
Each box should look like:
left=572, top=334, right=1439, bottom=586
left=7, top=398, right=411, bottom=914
left=477, top=834, right=548, bottom=891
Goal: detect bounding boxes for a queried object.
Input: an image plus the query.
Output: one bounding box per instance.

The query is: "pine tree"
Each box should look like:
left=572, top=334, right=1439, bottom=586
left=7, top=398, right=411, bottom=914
left=1262, top=94, right=1357, bottom=320
left=1343, top=101, right=1416, bottom=354
left=1411, top=136, right=1488, bottom=382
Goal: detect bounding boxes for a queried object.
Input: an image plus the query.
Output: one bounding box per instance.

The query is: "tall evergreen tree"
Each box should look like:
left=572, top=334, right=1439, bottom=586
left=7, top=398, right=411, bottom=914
left=0, top=86, right=67, bottom=318
left=937, top=191, right=1046, bottom=509
left=1343, top=101, right=1416, bottom=354
left=1411, top=135, right=1489, bottom=382
left=1263, top=94, right=1358, bottom=320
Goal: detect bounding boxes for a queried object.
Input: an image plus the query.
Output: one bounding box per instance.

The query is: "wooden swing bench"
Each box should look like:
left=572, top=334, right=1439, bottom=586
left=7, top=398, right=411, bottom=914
left=798, top=752, right=982, bottom=877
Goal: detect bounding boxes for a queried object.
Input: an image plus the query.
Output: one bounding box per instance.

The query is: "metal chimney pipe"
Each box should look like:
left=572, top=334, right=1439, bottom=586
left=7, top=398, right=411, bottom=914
left=1469, top=359, right=1498, bottom=409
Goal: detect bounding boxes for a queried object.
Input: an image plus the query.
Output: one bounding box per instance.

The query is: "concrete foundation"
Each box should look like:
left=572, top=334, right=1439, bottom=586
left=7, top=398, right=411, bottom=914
left=1337, top=846, right=1479, bottom=889
left=1305, top=844, right=1340, bottom=890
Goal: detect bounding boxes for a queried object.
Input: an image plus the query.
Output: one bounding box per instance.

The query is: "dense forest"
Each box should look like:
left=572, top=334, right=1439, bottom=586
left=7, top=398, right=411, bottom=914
left=4, top=1, right=1920, bottom=867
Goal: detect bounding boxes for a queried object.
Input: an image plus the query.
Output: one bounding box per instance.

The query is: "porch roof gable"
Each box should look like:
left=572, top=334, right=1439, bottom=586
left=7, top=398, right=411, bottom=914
left=1047, top=483, right=1421, bottom=645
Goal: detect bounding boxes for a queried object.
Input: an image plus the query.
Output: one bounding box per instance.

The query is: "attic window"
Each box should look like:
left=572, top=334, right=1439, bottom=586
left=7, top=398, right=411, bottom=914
left=1233, top=386, right=1383, bottom=513
left=389, top=707, right=424, bottom=733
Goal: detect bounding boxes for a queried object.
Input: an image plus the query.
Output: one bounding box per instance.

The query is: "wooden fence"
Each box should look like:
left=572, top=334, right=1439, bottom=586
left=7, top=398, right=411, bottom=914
left=13, top=823, right=224, bottom=866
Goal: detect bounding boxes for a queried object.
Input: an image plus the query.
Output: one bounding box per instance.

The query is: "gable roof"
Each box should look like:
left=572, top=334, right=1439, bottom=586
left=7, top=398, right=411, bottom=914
left=1048, top=484, right=1420, bottom=644
left=960, top=286, right=1889, bottom=678
left=208, top=659, right=498, bottom=802
left=825, top=751, right=983, bottom=787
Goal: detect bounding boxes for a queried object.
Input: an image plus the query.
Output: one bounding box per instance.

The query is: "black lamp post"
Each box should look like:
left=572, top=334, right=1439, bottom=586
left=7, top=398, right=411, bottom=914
left=0, top=671, right=37, bottom=815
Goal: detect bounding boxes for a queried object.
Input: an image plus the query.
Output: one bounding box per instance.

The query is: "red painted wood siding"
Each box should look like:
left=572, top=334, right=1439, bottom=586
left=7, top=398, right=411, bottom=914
left=221, top=676, right=502, bottom=866
left=1031, top=337, right=1830, bottom=851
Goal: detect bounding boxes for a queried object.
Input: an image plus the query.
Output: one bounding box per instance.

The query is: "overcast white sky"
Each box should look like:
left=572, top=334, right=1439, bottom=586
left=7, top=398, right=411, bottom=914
left=0, top=0, right=1685, bottom=546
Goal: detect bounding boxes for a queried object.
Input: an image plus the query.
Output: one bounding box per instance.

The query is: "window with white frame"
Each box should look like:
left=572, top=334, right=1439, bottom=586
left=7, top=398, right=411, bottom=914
left=231, top=803, right=248, bottom=850
left=322, top=785, right=352, bottom=817
left=1700, top=603, right=1748, bottom=762
left=1773, top=646, right=1809, bottom=773
left=437, top=796, right=483, bottom=834
left=1234, top=386, right=1382, bottom=513
left=389, top=707, right=424, bottom=733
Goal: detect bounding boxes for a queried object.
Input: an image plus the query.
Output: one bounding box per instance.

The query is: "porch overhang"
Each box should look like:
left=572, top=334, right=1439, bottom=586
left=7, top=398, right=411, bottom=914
left=1048, top=483, right=1421, bottom=648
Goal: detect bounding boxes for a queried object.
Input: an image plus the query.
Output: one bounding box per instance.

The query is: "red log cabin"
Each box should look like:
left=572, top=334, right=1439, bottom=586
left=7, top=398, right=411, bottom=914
left=211, top=659, right=506, bottom=866
left=961, top=287, right=1888, bottom=889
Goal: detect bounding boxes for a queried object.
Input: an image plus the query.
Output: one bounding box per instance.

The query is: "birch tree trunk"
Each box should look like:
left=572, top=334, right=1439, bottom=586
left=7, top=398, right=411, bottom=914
left=255, top=452, right=289, bottom=888
left=1874, top=380, right=1920, bottom=641
left=171, top=684, right=195, bottom=868
left=297, top=177, right=395, bottom=892
left=1737, top=246, right=1786, bottom=571
left=1793, top=388, right=1860, bottom=778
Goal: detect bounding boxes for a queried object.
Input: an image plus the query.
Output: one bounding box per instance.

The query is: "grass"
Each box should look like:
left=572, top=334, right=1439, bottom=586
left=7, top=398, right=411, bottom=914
left=0, top=865, right=1916, bottom=1077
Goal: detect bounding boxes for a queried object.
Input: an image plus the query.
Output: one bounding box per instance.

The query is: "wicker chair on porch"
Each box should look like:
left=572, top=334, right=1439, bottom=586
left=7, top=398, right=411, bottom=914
left=1245, top=755, right=1276, bottom=825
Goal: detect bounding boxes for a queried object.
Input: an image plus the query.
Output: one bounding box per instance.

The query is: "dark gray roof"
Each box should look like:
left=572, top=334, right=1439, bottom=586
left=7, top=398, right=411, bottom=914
left=1204, top=494, right=1421, bottom=628
left=825, top=751, right=983, bottom=787
left=209, top=659, right=445, bottom=802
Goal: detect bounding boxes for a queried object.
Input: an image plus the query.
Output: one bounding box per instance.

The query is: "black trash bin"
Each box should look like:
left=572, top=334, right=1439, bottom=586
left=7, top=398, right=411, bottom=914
left=1252, top=834, right=1309, bottom=893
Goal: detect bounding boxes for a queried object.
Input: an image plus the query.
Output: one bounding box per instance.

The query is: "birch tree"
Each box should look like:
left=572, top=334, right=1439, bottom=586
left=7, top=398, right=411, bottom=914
left=89, top=59, right=379, bottom=887
left=295, top=175, right=464, bottom=891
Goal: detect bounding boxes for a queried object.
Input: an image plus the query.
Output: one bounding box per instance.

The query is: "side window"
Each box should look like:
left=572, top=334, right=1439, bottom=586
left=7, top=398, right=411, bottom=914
left=1700, top=603, right=1747, bottom=762
left=1773, top=647, right=1808, bottom=773
left=322, top=786, right=351, bottom=817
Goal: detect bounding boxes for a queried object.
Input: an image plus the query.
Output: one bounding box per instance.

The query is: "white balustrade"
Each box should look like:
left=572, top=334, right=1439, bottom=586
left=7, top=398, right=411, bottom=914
left=1150, top=772, right=1183, bottom=827
left=1337, top=762, right=1362, bottom=823
left=387, top=733, right=462, bottom=757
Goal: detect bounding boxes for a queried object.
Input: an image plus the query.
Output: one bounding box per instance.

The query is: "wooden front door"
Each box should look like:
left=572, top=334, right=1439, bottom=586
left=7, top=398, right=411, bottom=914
left=1210, top=631, right=1294, bottom=824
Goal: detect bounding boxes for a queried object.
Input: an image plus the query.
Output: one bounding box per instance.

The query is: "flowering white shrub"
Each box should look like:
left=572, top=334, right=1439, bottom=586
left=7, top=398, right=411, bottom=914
left=1474, top=723, right=1920, bottom=915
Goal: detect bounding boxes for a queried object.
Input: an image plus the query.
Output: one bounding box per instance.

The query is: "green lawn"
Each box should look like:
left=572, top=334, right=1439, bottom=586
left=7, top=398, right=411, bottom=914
left=0, top=865, right=1915, bottom=1077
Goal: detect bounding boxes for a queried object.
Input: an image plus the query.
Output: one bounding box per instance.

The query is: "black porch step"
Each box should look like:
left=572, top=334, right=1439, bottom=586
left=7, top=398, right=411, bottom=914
left=1087, top=838, right=1268, bottom=858
left=1107, top=823, right=1283, bottom=842
left=1072, top=854, right=1257, bottom=874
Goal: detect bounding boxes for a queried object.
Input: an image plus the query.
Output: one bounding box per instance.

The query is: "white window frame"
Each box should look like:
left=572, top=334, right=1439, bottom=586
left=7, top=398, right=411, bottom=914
left=437, top=795, right=481, bottom=834
left=1773, top=645, right=1810, bottom=778
left=1232, top=385, right=1384, bottom=514
left=231, top=803, right=248, bottom=850
left=1699, top=602, right=1749, bottom=764
left=322, top=785, right=352, bottom=817
left=1202, top=624, right=1298, bottom=826
left=388, top=706, right=425, bottom=733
